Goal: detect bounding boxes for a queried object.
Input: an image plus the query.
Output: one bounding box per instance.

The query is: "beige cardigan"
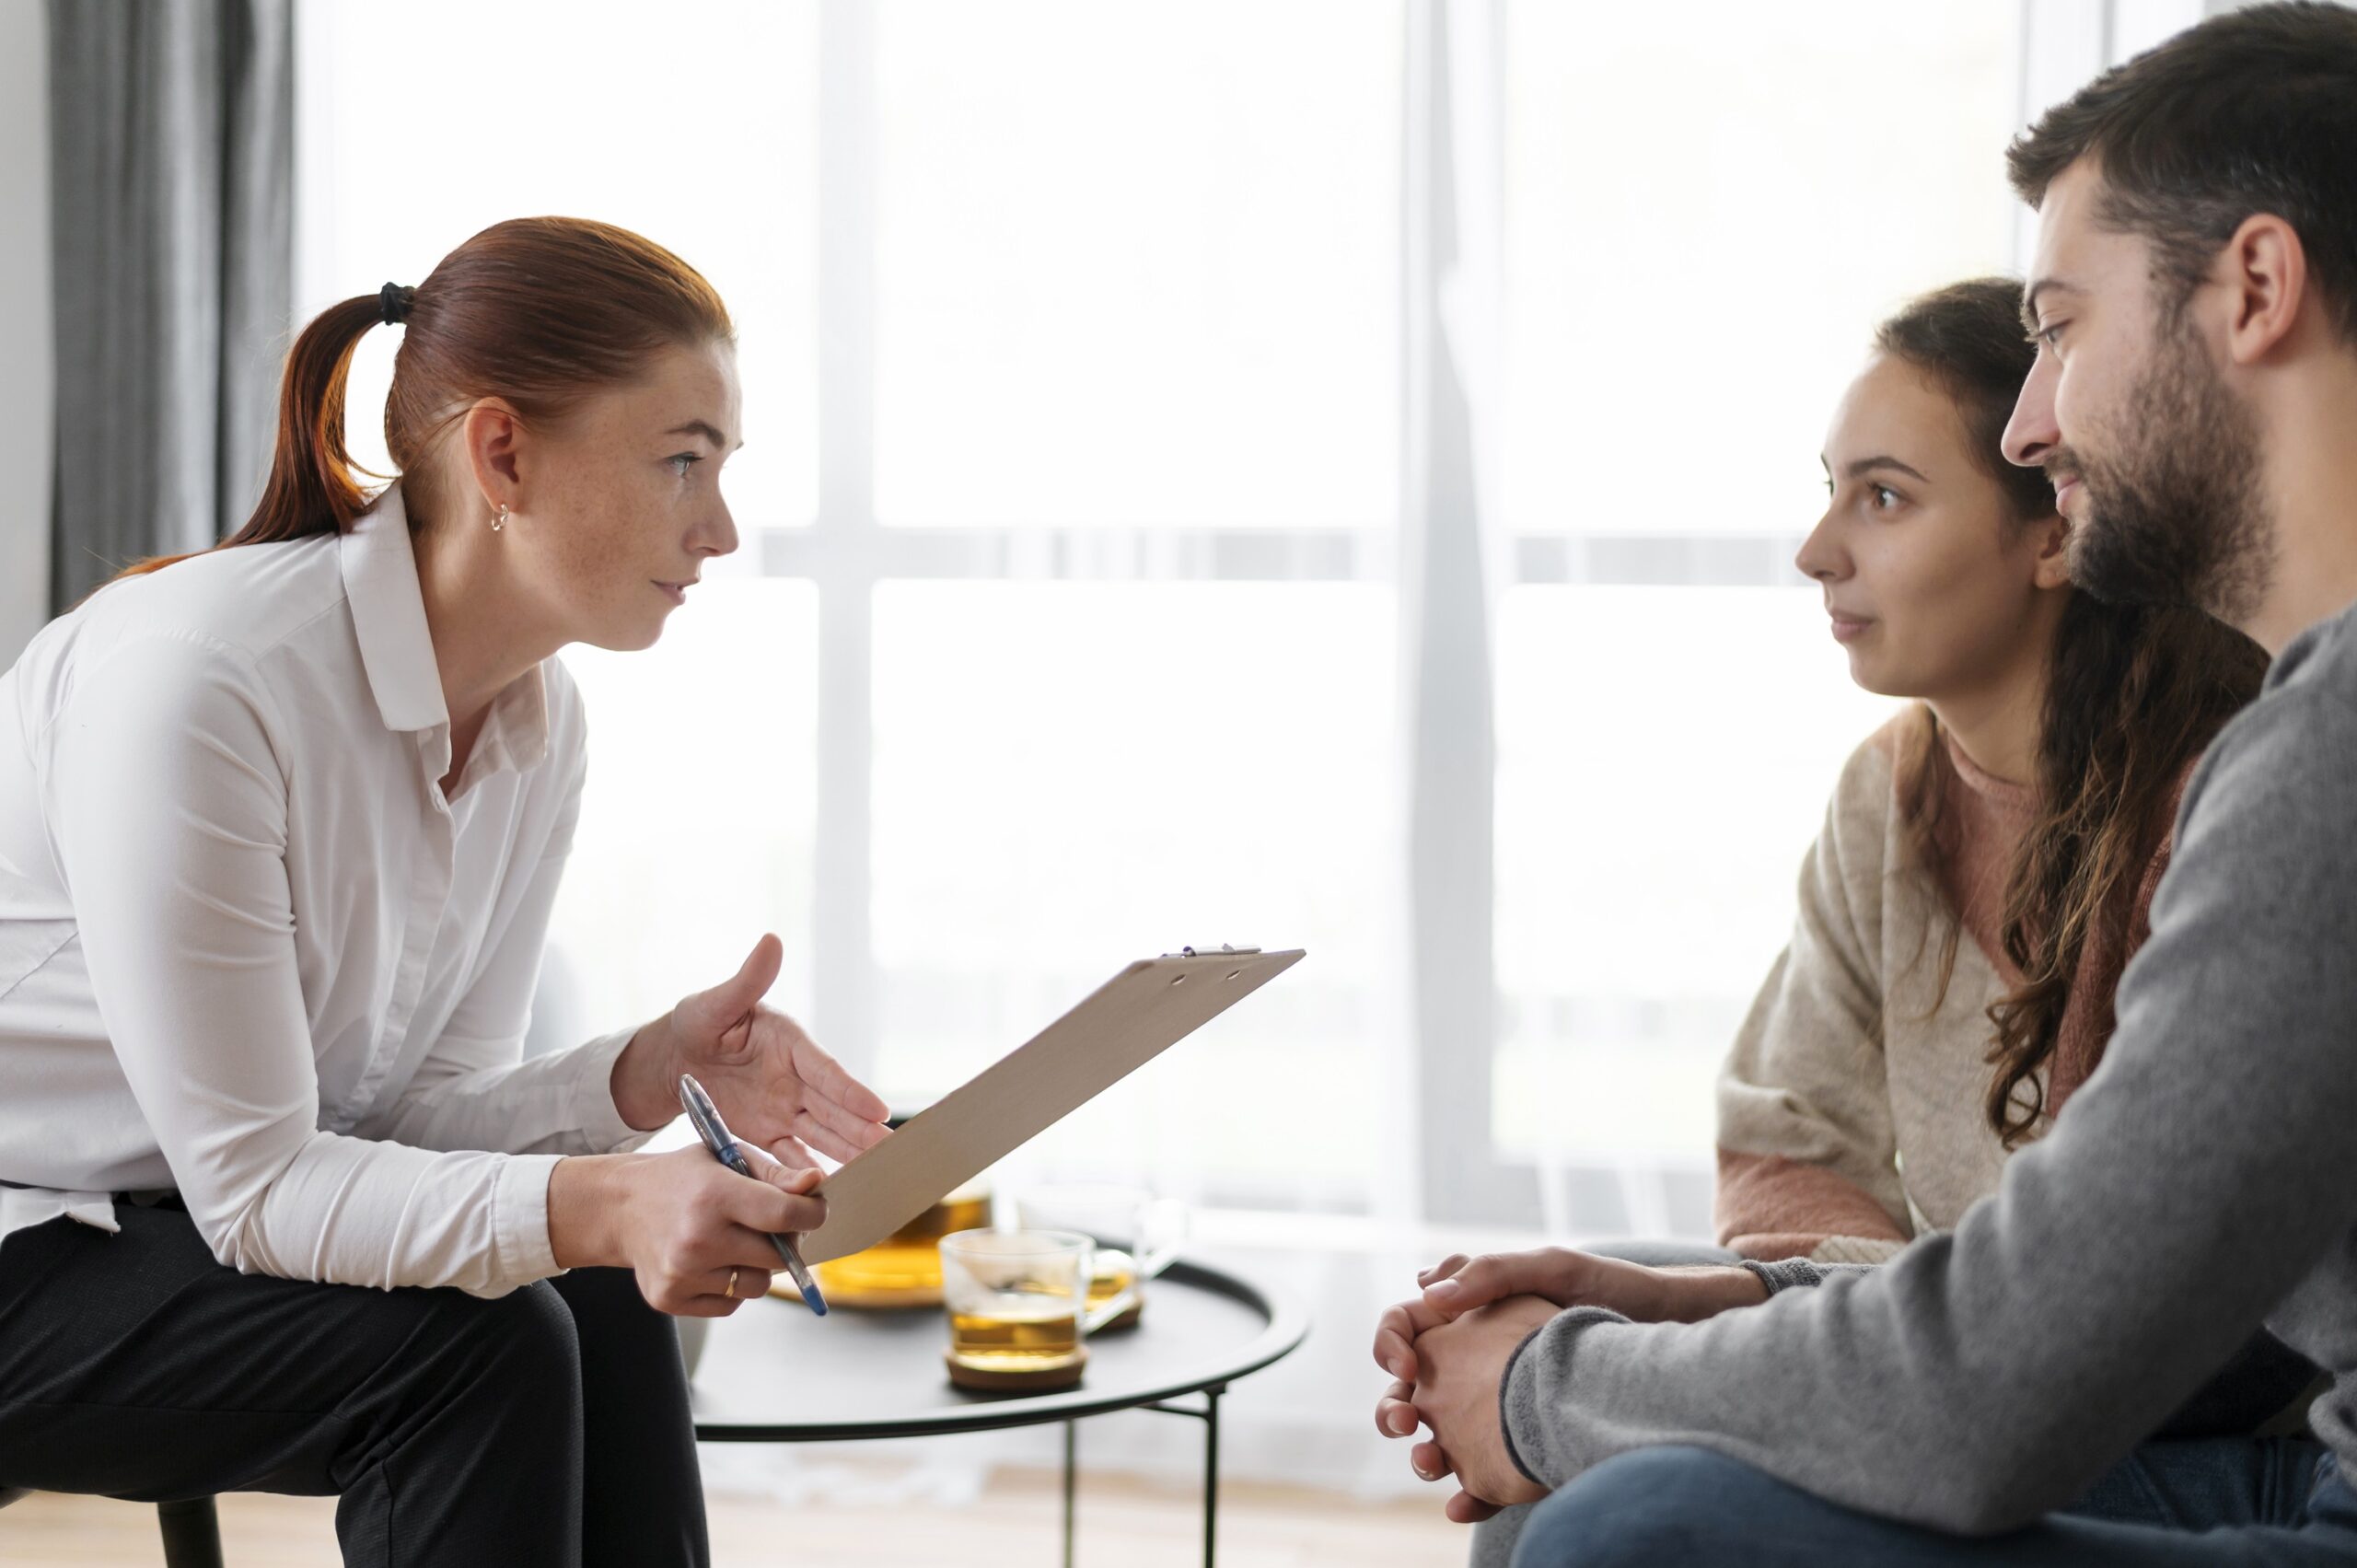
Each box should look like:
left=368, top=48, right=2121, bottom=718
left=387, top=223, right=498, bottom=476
left=1713, top=714, right=2179, bottom=1264
left=1714, top=726, right=2010, bottom=1261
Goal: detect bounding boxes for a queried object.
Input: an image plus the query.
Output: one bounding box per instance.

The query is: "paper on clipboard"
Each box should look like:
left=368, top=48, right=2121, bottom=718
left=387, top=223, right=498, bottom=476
left=800, top=947, right=1305, bottom=1264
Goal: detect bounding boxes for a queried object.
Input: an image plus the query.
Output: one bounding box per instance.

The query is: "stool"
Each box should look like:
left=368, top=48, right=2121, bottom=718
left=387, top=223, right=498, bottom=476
left=0, top=1485, right=226, bottom=1566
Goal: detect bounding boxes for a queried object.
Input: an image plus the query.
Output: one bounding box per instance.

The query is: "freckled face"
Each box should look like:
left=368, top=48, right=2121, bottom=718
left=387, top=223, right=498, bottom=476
left=517, top=340, right=744, bottom=651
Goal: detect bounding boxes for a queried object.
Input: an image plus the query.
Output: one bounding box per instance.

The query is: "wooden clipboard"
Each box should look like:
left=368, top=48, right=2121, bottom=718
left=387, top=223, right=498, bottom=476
left=801, top=947, right=1306, bottom=1263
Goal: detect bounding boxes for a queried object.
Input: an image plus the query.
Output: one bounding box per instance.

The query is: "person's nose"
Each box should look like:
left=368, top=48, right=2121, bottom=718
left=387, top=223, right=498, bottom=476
left=2003, top=355, right=2061, bottom=470
left=694, top=494, right=739, bottom=561
left=1794, top=505, right=1848, bottom=585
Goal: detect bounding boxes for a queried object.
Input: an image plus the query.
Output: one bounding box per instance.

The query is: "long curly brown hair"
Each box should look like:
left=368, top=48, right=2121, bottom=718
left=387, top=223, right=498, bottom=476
left=1878, top=280, right=2269, bottom=1148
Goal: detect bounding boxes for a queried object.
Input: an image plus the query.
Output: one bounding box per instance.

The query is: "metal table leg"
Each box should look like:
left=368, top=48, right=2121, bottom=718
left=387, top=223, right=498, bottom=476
left=1144, top=1383, right=1229, bottom=1568
left=1201, top=1386, right=1222, bottom=1568
left=1062, top=1419, right=1078, bottom=1568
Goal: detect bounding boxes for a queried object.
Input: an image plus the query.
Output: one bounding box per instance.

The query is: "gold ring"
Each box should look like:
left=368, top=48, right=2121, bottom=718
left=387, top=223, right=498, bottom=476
left=725, top=1267, right=739, bottom=1300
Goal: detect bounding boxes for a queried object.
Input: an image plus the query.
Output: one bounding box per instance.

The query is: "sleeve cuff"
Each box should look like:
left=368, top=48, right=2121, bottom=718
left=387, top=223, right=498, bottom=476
left=493, top=1153, right=566, bottom=1286
left=1498, top=1304, right=1630, bottom=1489
left=1498, top=1324, right=1550, bottom=1486
left=1741, top=1257, right=1882, bottom=1295
left=569, top=1024, right=667, bottom=1155
left=1742, top=1257, right=1819, bottom=1295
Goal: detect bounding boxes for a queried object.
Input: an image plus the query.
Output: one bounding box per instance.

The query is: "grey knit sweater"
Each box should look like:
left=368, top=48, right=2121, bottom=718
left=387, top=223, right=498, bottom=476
left=1499, top=596, right=2357, bottom=1534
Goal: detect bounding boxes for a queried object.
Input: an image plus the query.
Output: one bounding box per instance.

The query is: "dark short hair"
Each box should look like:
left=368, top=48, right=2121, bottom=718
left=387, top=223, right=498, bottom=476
left=1874, top=279, right=2055, bottom=526
left=2006, top=1, right=2357, bottom=343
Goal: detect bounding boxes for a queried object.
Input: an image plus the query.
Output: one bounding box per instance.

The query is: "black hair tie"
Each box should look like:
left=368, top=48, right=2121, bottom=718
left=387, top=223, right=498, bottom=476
left=378, top=282, right=414, bottom=326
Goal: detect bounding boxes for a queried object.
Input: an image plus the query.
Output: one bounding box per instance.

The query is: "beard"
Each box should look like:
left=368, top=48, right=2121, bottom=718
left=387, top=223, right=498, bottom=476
left=2058, top=310, right=2274, bottom=625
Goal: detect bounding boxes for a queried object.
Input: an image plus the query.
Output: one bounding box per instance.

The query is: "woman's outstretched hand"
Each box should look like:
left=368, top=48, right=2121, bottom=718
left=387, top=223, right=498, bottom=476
left=613, top=933, right=892, bottom=1169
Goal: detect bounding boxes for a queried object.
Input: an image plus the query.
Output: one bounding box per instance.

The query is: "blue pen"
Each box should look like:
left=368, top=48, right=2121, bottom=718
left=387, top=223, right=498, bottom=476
left=678, top=1073, right=829, bottom=1316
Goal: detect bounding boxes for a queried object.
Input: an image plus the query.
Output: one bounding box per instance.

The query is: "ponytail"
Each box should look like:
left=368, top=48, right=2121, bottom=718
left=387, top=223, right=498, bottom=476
left=97, top=216, right=735, bottom=592
left=101, top=295, right=388, bottom=587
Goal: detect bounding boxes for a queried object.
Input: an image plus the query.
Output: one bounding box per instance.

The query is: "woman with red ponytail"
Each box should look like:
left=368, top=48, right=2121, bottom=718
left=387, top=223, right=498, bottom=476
left=0, top=217, right=888, bottom=1565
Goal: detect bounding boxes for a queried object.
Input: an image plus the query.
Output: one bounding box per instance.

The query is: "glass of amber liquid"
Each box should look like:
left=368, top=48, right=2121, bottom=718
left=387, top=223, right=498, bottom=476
left=939, top=1229, right=1092, bottom=1390
left=1013, top=1185, right=1187, bottom=1331
left=809, top=1178, right=992, bottom=1308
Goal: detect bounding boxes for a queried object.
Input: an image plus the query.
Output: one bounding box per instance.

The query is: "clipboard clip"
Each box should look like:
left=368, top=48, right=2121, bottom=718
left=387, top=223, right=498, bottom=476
left=1167, top=945, right=1262, bottom=958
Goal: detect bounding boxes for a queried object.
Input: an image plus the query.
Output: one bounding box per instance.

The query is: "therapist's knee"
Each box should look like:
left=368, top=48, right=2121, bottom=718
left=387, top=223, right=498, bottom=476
left=1511, top=1446, right=1771, bottom=1568
left=322, top=1275, right=585, bottom=1469
left=404, top=1277, right=583, bottom=1411
left=468, top=1279, right=580, bottom=1386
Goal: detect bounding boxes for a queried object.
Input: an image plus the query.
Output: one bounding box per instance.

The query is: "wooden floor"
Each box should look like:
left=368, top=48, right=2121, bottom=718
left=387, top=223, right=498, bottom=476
left=0, top=1465, right=1466, bottom=1566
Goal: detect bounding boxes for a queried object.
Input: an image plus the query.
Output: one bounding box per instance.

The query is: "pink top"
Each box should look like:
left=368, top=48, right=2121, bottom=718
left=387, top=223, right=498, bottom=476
left=1937, top=730, right=2040, bottom=988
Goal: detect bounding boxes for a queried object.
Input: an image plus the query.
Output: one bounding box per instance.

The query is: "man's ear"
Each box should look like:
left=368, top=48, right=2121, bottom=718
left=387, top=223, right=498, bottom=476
left=2222, top=213, right=2309, bottom=367
left=2032, top=513, right=2073, bottom=592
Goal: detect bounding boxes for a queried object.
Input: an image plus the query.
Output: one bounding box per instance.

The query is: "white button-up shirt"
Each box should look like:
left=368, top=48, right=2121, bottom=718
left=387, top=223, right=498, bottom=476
left=0, top=483, right=654, bottom=1297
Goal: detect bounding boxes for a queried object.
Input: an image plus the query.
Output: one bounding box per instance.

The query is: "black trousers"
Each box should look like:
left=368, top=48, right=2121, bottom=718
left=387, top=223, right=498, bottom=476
left=0, top=1201, right=708, bottom=1567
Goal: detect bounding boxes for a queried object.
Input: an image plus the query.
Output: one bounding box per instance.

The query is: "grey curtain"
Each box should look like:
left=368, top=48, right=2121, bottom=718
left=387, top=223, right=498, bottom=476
left=46, top=0, right=293, bottom=613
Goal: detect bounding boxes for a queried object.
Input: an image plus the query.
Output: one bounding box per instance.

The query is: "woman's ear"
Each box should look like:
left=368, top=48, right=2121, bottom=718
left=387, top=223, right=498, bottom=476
left=460, top=398, right=526, bottom=515
left=2031, top=513, right=2073, bottom=592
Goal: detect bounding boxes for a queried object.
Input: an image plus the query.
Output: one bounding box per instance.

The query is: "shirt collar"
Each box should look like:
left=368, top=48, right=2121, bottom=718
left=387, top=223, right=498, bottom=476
left=339, top=483, right=552, bottom=775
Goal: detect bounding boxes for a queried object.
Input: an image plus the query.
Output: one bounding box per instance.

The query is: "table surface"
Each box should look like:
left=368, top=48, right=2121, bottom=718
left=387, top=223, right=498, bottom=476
left=691, top=1257, right=1308, bottom=1442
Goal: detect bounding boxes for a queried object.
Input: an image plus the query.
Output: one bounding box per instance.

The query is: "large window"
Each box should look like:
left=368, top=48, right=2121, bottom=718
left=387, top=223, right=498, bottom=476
left=302, top=1, right=2043, bottom=1232
left=872, top=582, right=1395, bottom=1208
left=871, top=2, right=1398, bottom=528
left=1501, top=0, right=2021, bottom=538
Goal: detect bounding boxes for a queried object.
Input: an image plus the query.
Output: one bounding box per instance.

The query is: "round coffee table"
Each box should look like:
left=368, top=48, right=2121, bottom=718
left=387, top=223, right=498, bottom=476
left=690, top=1257, right=1306, bottom=1567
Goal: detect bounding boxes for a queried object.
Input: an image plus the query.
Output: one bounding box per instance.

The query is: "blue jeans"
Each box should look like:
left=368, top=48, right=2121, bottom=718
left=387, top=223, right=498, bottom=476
left=2068, top=1436, right=2333, bottom=1531
left=1509, top=1441, right=2357, bottom=1566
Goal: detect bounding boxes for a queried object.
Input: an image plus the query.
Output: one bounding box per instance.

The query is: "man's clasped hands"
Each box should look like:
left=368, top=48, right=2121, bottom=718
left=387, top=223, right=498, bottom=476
left=1369, top=1248, right=1771, bottom=1522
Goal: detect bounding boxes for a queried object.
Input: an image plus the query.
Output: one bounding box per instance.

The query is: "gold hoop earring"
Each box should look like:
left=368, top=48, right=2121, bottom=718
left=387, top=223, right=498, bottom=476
left=492, top=503, right=508, bottom=533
